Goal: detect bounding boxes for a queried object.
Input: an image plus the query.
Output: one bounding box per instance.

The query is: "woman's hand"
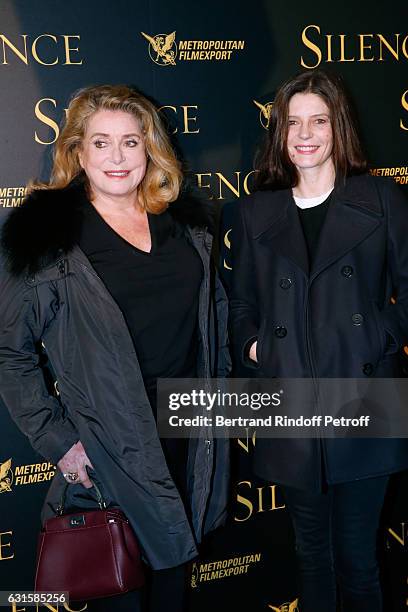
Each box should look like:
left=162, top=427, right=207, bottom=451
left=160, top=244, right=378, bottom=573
left=249, top=340, right=258, bottom=363
left=57, top=441, right=94, bottom=489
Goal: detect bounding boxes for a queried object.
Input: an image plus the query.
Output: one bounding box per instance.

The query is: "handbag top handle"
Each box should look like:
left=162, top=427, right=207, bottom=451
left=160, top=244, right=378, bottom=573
left=56, top=477, right=107, bottom=516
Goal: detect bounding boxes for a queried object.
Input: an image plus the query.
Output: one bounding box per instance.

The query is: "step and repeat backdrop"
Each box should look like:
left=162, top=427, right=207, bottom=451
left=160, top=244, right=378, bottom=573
left=0, top=1, right=407, bottom=610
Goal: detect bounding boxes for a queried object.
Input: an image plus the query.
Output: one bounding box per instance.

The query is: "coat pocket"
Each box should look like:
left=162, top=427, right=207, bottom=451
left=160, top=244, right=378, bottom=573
left=370, top=301, right=387, bottom=361
left=256, top=317, right=268, bottom=369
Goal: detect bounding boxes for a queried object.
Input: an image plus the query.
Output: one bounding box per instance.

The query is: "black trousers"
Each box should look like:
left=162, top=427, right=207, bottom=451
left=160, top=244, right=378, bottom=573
left=281, top=475, right=389, bottom=612
left=75, top=563, right=189, bottom=612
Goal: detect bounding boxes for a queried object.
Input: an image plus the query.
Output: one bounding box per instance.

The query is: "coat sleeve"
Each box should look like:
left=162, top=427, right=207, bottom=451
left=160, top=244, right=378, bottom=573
left=0, top=270, right=79, bottom=464
left=229, top=197, right=260, bottom=369
left=380, top=179, right=408, bottom=350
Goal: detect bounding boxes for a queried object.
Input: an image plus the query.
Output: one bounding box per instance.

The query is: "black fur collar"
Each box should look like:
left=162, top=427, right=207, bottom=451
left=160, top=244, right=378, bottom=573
left=1, top=179, right=214, bottom=276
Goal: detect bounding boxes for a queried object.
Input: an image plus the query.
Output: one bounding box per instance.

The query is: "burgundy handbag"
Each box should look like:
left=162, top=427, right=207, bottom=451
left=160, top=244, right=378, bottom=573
left=35, top=479, right=145, bottom=601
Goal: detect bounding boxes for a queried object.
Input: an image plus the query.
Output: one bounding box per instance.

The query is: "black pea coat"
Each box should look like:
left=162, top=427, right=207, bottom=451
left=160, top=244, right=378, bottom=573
left=0, top=182, right=230, bottom=569
left=230, top=174, right=408, bottom=490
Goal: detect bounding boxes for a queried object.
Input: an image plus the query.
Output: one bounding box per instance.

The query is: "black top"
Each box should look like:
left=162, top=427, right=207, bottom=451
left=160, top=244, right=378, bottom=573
left=297, top=193, right=332, bottom=486
left=297, top=194, right=331, bottom=262
left=78, top=200, right=203, bottom=412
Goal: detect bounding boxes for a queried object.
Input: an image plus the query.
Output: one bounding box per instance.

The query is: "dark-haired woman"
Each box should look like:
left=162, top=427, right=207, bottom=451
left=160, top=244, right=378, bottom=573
left=230, top=69, right=408, bottom=612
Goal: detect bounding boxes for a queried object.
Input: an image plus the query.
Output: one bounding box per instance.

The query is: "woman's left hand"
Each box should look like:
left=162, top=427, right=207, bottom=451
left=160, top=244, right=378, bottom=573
left=249, top=340, right=258, bottom=363
left=57, top=440, right=94, bottom=488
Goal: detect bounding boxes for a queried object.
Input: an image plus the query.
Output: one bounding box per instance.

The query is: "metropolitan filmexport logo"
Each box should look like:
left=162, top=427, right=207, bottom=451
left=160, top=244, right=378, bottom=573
left=268, top=599, right=299, bottom=612
left=141, top=31, right=245, bottom=65
left=141, top=32, right=177, bottom=66
left=0, top=459, right=13, bottom=493
left=0, top=186, right=28, bottom=208
left=0, top=457, right=55, bottom=490
left=190, top=553, right=261, bottom=587
left=253, top=100, right=273, bottom=130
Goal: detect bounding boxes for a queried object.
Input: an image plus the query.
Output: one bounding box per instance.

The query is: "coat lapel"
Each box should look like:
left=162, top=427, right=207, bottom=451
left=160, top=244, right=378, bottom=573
left=310, top=178, right=382, bottom=281
left=255, top=190, right=309, bottom=277
left=253, top=176, right=383, bottom=281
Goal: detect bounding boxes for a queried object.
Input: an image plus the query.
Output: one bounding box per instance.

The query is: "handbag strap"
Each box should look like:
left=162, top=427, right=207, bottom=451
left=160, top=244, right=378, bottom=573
left=56, top=477, right=107, bottom=516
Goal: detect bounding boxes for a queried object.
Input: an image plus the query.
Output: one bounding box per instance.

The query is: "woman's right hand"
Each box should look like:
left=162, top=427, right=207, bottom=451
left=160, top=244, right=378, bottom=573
left=249, top=340, right=258, bottom=363
left=57, top=440, right=94, bottom=489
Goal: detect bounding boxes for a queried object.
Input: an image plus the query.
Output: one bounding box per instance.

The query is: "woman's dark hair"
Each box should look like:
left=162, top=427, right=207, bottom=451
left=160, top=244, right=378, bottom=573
left=255, top=69, right=367, bottom=190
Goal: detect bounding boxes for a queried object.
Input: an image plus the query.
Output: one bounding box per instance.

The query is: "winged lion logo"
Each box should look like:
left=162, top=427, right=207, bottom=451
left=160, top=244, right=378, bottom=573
left=0, top=458, right=13, bottom=493
left=141, top=32, right=177, bottom=66
left=190, top=562, right=199, bottom=588
left=268, top=598, right=299, bottom=612
left=253, top=99, right=274, bottom=130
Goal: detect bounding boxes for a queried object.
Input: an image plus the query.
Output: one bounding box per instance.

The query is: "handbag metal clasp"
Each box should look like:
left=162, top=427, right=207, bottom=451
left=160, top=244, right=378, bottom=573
left=70, top=515, right=86, bottom=527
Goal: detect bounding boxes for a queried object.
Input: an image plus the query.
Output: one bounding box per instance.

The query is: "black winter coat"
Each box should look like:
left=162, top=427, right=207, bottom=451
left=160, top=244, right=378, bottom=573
left=0, top=182, right=230, bottom=569
left=230, top=174, right=408, bottom=490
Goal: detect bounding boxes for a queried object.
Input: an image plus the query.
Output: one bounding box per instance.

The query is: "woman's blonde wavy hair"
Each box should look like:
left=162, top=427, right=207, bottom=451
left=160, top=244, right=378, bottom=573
left=34, top=84, right=183, bottom=213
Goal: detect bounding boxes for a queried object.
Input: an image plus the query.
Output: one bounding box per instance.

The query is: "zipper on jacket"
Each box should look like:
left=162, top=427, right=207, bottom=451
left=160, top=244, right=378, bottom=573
left=187, top=227, right=214, bottom=533
left=57, top=260, right=66, bottom=275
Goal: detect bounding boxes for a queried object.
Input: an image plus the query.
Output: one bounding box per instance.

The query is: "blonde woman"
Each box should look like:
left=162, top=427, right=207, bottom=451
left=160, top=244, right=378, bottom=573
left=0, top=85, right=229, bottom=612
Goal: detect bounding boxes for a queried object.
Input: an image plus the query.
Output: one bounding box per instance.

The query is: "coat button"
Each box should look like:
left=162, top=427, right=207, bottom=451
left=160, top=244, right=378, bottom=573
left=341, top=265, right=354, bottom=278
left=279, top=278, right=292, bottom=290
left=362, top=363, right=374, bottom=376
left=351, top=313, right=364, bottom=326
left=274, top=325, right=287, bottom=338
left=26, top=275, right=36, bottom=285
